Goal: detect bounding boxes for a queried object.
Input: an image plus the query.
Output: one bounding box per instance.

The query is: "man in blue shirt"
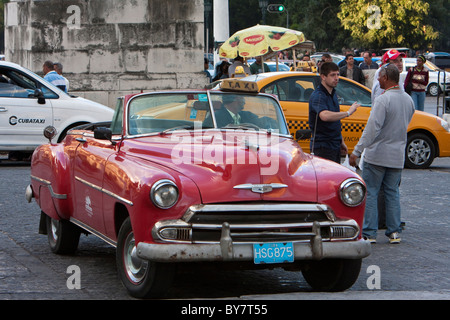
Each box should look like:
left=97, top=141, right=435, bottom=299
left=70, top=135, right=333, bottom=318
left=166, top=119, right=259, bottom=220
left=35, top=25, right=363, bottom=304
left=43, top=60, right=67, bottom=92
left=308, top=62, right=360, bottom=163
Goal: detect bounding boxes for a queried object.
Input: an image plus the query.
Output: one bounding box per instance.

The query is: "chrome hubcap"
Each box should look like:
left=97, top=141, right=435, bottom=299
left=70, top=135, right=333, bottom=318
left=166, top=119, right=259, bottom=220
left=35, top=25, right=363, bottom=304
left=124, top=232, right=149, bottom=284
left=50, top=219, right=59, bottom=242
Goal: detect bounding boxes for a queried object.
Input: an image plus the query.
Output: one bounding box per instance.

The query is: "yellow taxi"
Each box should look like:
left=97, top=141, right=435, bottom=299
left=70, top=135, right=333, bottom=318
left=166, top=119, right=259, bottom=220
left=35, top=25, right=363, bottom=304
left=241, top=71, right=450, bottom=169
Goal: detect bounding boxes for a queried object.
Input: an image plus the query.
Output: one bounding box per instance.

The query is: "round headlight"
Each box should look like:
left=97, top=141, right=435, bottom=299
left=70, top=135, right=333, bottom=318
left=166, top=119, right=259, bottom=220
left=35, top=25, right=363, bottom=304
left=150, top=180, right=179, bottom=209
left=340, top=178, right=366, bottom=207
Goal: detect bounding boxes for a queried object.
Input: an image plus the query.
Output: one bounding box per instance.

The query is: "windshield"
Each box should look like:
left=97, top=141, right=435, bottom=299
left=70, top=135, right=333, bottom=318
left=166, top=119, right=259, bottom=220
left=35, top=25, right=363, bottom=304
left=425, top=60, right=441, bottom=71
left=127, top=92, right=289, bottom=135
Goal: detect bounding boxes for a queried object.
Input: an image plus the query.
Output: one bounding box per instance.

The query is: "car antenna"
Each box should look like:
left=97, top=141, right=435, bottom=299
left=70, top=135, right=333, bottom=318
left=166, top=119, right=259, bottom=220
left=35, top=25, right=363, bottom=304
left=311, top=112, right=319, bottom=156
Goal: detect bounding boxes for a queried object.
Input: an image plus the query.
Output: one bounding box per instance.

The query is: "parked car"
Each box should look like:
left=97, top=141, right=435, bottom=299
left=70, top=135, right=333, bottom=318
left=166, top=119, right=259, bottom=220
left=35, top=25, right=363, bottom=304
left=310, top=53, right=344, bottom=65
left=245, top=60, right=290, bottom=73
left=27, top=79, right=371, bottom=298
left=243, top=72, right=450, bottom=169
left=0, top=61, right=114, bottom=160
left=401, top=57, right=450, bottom=96
left=425, top=52, right=450, bottom=71
left=266, top=61, right=290, bottom=72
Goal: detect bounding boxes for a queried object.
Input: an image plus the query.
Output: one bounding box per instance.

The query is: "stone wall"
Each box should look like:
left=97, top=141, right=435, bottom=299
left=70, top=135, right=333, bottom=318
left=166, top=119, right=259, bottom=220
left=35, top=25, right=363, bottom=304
left=5, top=0, right=208, bottom=108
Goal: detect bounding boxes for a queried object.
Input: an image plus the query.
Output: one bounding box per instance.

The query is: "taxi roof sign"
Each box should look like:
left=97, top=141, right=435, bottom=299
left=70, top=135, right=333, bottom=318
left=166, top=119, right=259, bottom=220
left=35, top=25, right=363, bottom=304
left=220, top=79, right=259, bottom=93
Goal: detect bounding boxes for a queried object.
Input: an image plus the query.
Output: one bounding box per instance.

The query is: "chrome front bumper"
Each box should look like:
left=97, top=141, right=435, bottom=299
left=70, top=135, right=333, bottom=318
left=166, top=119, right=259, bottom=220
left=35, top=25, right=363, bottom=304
left=137, top=222, right=371, bottom=263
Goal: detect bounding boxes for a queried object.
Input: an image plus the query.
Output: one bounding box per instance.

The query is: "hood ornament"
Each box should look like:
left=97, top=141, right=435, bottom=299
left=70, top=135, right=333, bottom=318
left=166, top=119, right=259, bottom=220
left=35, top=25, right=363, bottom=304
left=234, top=183, right=288, bottom=194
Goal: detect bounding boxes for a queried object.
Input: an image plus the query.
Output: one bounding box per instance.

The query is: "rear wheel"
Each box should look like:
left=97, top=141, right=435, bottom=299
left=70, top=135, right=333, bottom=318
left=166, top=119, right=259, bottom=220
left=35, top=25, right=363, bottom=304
left=116, top=217, right=175, bottom=298
left=302, top=258, right=362, bottom=292
left=46, top=215, right=80, bottom=254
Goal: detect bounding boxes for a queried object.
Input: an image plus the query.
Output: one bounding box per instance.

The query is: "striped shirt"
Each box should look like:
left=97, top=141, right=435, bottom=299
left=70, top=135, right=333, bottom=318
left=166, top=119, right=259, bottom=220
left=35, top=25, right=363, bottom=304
left=44, top=71, right=67, bottom=92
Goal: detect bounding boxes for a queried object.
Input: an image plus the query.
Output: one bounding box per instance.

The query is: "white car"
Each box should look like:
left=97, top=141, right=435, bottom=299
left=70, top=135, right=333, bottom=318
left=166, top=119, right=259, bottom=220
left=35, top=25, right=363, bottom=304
left=0, top=61, right=114, bottom=160
left=401, top=58, right=450, bottom=96
left=266, top=61, right=290, bottom=72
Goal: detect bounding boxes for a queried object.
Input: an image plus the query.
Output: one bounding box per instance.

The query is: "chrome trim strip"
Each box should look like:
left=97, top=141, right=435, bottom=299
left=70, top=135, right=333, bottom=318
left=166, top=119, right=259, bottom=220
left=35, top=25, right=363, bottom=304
left=31, top=175, right=67, bottom=200
left=75, top=176, right=133, bottom=206
left=153, top=215, right=359, bottom=244
left=70, top=218, right=117, bottom=247
left=185, top=203, right=331, bottom=214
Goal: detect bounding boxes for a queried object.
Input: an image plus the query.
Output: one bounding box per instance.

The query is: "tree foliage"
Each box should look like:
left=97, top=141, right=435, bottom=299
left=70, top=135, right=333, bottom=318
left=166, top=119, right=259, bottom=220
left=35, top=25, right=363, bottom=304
left=338, top=0, right=439, bottom=50
left=229, top=0, right=448, bottom=52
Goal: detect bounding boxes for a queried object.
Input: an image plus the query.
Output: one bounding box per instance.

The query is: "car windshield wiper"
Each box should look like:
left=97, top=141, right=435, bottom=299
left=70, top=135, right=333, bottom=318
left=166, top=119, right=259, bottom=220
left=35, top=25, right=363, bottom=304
left=222, top=123, right=260, bottom=131
left=160, top=124, right=213, bottom=135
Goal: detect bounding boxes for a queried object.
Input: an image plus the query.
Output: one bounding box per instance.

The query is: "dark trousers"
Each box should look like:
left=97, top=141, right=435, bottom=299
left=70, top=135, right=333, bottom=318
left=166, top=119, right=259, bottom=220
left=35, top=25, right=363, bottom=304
left=312, top=147, right=341, bottom=164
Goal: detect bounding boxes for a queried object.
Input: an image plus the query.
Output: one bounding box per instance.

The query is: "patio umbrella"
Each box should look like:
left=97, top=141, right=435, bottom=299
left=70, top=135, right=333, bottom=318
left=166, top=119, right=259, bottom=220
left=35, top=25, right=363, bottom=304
left=219, top=25, right=306, bottom=59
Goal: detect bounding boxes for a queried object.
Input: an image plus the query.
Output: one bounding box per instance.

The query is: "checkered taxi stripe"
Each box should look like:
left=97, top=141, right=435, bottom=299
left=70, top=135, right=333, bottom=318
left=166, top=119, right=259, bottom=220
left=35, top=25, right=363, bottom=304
left=287, top=120, right=366, bottom=133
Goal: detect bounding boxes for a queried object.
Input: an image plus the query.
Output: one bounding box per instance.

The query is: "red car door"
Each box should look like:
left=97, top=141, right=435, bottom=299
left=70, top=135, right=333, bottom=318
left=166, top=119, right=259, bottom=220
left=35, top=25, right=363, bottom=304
left=72, top=136, right=117, bottom=236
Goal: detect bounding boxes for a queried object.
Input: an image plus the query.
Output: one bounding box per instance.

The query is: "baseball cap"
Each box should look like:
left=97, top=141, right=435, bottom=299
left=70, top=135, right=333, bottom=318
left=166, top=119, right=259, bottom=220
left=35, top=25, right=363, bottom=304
left=382, top=49, right=406, bottom=64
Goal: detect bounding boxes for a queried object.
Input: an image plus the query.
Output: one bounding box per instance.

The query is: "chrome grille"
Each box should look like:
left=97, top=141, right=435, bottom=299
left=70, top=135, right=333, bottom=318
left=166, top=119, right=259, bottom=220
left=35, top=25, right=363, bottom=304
left=153, top=203, right=359, bottom=243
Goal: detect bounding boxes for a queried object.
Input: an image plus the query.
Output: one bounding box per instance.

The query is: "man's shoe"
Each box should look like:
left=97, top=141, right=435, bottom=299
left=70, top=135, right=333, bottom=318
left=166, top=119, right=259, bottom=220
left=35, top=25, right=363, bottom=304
left=389, top=232, right=401, bottom=244
left=364, top=236, right=376, bottom=244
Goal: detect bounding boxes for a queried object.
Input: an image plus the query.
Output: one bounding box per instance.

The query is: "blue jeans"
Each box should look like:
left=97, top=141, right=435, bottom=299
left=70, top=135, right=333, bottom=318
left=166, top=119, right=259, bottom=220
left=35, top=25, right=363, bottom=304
left=411, top=91, right=426, bottom=111
left=362, top=162, right=403, bottom=239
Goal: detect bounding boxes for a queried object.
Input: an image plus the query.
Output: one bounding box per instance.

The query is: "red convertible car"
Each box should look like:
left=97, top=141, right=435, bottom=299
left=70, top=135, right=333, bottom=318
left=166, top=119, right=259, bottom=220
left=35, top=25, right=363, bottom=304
left=26, top=80, right=371, bottom=298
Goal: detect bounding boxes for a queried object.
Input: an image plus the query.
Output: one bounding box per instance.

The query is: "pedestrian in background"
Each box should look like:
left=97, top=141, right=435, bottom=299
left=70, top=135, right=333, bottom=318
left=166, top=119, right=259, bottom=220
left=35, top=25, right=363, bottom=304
left=371, top=49, right=406, bottom=105
left=404, top=55, right=429, bottom=111
left=53, top=62, right=70, bottom=92
left=339, top=53, right=365, bottom=85
left=349, top=64, right=415, bottom=244
left=43, top=60, right=67, bottom=92
left=212, top=60, right=230, bottom=81
left=359, top=51, right=379, bottom=70
left=250, top=56, right=270, bottom=74
left=228, top=56, right=250, bottom=78
left=359, top=51, right=379, bottom=89
left=309, top=62, right=360, bottom=163
left=204, top=58, right=212, bottom=83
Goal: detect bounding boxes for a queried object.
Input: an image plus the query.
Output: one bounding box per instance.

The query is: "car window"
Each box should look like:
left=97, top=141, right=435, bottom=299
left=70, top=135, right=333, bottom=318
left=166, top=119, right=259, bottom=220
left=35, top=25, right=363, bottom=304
left=261, top=76, right=318, bottom=102
left=111, top=97, right=124, bottom=134
left=335, top=78, right=371, bottom=107
left=434, top=56, right=450, bottom=69
left=0, top=67, right=58, bottom=99
left=208, top=92, right=288, bottom=133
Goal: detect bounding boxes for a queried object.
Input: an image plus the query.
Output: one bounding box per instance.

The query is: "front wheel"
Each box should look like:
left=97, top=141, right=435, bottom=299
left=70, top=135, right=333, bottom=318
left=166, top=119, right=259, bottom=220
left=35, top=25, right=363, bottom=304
left=405, top=133, right=435, bottom=169
left=427, top=83, right=440, bottom=96
left=116, top=217, right=175, bottom=299
left=46, top=215, right=80, bottom=254
left=302, top=258, right=362, bottom=292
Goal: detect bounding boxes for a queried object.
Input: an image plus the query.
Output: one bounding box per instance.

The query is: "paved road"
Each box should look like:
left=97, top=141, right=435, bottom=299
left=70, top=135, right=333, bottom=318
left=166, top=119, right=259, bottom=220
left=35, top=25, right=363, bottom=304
left=1, top=158, right=449, bottom=301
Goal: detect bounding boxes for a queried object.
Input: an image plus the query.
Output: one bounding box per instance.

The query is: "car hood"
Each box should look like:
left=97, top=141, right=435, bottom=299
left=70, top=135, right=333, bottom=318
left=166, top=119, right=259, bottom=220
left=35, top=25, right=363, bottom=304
left=121, top=130, right=318, bottom=203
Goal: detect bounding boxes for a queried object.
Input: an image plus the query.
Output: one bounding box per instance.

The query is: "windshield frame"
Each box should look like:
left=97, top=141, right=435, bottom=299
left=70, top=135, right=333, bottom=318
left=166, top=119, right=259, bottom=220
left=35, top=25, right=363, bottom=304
left=124, top=90, right=290, bottom=138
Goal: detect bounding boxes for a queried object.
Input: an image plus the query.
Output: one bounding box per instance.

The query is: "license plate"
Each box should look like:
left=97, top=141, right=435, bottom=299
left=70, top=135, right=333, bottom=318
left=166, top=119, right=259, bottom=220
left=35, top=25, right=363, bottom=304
left=253, top=242, right=294, bottom=264
left=0, top=152, right=8, bottom=160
